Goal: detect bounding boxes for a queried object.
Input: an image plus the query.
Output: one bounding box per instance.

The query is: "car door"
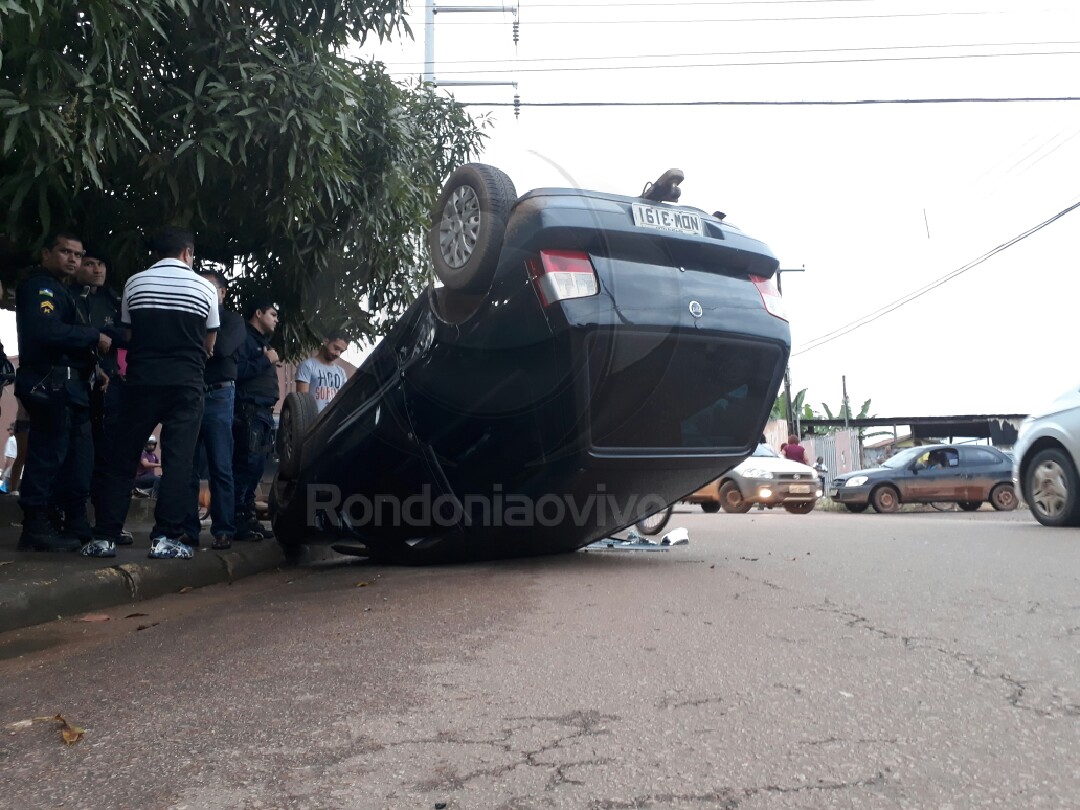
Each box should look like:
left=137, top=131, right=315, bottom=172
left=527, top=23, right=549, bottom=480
left=956, top=447, right=1007, bottom=500
left=904, top=449, right=958, bottom=501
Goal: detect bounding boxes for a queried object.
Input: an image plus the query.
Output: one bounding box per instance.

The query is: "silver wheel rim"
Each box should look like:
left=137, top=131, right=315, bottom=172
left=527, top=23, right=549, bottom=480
left=1031, top=460, right=1068, bottom=519
left=438, top=185, right=480, bottom=269
left=638, top=511, right=668, bottom=532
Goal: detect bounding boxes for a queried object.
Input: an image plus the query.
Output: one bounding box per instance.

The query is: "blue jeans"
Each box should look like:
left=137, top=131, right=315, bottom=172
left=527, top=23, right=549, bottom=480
left=184, top=386, right=236, bottom=538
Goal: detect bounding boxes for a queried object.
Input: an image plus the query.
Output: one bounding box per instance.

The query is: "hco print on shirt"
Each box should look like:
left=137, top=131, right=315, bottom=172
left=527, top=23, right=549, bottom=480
left=295, top=357, right=347, bottom=411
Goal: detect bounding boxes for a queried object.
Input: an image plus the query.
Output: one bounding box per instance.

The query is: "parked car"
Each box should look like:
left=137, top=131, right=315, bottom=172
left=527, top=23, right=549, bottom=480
left=685, top=443, right=821, bottom=514
left=1012, top=383, right=1080, bottom=527
left=829, top=444, right=1017, bottom=513
left=270, top=164, right=791, bottom=561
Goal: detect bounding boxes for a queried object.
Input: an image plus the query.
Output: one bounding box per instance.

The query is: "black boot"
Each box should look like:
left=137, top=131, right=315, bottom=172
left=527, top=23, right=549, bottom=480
left=62, top=508, right=94, bottom=544
left=234, top=514, right=265, bottom=542
left=18, top=508, right=81, bottom=552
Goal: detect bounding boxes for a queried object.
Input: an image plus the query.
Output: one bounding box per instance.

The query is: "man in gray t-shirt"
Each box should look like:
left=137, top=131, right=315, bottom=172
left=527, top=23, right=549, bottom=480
left=295, top=332, right=349, bottom=412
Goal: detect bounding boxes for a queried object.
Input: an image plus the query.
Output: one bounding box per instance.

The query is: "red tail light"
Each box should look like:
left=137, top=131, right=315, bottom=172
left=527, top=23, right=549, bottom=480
left=750, top=274, right=787, bottom=321
left=528, top=250, right=599, bottom=307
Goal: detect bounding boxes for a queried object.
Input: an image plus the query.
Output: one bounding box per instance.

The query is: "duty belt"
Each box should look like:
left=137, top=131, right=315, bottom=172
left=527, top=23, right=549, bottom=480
left=205, top=380, right=235, bottom=392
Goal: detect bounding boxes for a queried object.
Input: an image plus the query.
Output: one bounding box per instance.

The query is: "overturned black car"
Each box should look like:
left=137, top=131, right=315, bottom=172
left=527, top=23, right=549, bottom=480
left=270, top=164, right=791, bottom=562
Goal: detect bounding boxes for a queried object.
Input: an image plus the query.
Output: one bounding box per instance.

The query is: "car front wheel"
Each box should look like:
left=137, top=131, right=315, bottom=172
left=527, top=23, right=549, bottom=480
left=844, top=503, right=870, bottom=513
left=989, top=483, right=1018, bottom=512
left=1025, top=448, right=1080, bottom=526
left=870, top=485, right=900, bottom=513
left=783, top=501, right=815, bottom=514
left=719, top=481, right=751, bottom=513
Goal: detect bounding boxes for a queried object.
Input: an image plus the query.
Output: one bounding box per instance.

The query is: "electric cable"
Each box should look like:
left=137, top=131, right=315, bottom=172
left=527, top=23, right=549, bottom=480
left=790, top=197, right=1080, bottom=356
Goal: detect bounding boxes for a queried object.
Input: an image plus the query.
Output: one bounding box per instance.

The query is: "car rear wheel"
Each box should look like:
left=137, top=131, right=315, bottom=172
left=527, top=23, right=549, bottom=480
left=1024, top=448, right=1080, bottom=526
left=277, top=391, right=319, bottom=480
left=989, top=483, right=1018, bottom=511
left=870, top=485, right=900, bottom=513
left=719, top=481, right=751, bottom=513
left=844, top=503, right=869, bottom=513
left=428, top=163, right=518, bottom=293
left=635, top=505, right=674, bottom=536
left=784, top=501, right=815, bottom=514
left=957, top=500, right=982, bottom=512
left=700, top=502, right=720, bottom=514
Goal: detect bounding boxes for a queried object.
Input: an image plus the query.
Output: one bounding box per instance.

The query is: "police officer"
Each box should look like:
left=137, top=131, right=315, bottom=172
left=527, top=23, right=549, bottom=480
left=233, top=297, right=280, bottom=541
left=74, top=246, right=133, bottom=544
left=15, top=232, right=111, bottom=552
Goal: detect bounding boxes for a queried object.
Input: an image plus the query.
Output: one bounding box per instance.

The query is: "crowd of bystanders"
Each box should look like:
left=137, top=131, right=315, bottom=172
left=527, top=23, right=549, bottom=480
left=4, top=228, right=350, bottom=560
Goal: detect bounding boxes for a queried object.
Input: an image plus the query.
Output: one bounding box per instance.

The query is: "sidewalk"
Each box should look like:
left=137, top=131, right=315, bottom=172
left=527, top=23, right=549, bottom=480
left=0, top=496, right=291, bottom=634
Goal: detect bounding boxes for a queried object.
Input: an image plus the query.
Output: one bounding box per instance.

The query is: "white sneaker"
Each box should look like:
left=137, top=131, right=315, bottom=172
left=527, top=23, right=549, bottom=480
left=148, top=536, right=194, bottom=560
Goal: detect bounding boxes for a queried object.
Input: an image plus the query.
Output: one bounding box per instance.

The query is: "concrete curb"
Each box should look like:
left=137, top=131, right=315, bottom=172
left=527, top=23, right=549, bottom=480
left=0, top=541, right=288, bottom=634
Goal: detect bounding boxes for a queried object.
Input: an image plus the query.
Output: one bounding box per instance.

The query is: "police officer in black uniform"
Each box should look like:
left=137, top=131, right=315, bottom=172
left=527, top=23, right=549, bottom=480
left=233, top=297, right=280, bottom=541
left=74, top=246, right=133, bottom=544
left=15, top=232, right=111, bottom=552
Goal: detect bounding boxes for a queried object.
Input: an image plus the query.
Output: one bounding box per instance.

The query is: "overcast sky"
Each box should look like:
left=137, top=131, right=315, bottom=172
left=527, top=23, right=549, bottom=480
left=370, top=0, right=1080, bottom=417
left=7, top=0, right=1077, bottom=419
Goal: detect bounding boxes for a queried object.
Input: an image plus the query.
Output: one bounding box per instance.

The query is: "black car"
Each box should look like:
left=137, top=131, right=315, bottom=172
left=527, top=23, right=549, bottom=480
left=829, top=444, right=1018, bottom=513
left=271, top=164, right=791, bottom=561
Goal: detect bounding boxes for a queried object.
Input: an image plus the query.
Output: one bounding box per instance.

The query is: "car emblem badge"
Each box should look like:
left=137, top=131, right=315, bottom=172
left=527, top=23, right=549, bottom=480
left=688, top=301, right=703, bottom=318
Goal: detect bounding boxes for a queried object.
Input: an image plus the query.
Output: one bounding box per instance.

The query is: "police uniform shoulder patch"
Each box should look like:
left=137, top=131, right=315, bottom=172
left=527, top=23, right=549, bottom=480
left=38, top=287, right=54, bottom=298
left=40, top=300, right=55, bottom=314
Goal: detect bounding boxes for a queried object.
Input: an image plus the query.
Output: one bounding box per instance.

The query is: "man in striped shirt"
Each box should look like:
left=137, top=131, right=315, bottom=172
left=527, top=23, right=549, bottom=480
left=93, top=226, right=219, bottom=559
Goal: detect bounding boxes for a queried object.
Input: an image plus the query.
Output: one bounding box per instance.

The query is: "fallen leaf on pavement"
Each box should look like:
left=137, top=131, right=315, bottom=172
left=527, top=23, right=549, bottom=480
left=76, top=613, right=111, bottom=623
left=136, top=623, right=160, bottom=631
left=178, top=586, right=193, bottom=594
left=0, top=560, right=12, bottom=567
left=32, top=715, right=85, bottom=745
left=124, top=613, right=149, bottom=619
left=8, top=719, right=33, bottom=730
left=356, top=581, right=375, bottom=588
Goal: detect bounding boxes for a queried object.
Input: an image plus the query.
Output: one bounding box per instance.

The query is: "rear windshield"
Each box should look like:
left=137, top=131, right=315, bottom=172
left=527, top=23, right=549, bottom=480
left=586, top=331, right=783, bottom=451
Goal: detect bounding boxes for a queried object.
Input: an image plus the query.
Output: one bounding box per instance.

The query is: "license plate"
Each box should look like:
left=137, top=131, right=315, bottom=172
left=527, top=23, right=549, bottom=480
left=828, top=489, right=839, bottom=498
left=632, top=203, right=703, bottom=236
left=789, top=484, right=811, bottom=494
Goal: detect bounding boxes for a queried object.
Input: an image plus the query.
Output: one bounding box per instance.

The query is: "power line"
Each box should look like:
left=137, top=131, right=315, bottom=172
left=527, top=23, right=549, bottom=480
left=512, top=0, right=888, bottom=6
left=433, top=9, right=1053, bottom=24
left=395, top=49, right=1080, bottom=77
left=791, top=198, right=1080, bottom=356
left=380, top=40, right=1080, bottom=68
left=463, top=97, right=1080, bottom=107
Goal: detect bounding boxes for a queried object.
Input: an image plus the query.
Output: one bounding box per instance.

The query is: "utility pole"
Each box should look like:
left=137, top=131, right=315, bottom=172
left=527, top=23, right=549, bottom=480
left=423, top=2, right=519, bottom=112
left=842, top=375, right=850, bottom=430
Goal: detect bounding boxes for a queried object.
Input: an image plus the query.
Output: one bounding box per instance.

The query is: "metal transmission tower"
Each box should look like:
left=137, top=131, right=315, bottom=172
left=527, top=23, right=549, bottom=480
left=423, top=1, right=520, bottom=116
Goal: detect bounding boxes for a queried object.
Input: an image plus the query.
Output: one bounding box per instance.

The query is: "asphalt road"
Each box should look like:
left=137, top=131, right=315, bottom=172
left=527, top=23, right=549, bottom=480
left=2, top=507, right=1078, bottom=809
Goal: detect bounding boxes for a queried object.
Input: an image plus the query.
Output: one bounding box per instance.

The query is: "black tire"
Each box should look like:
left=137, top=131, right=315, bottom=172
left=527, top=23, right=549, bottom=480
left=783, top=501, right=815, bottom=515
left=957, top=501, right=982, bottom=512
left=719, top=481, right=751, bottom=514
left=989, top=483, right=1018, bottom=512
left=1025, top=447, right=1080, bottom=526
left=844, top=503, right=870, bottom=513
left=700, top=502, right=721, bottom=514
left=635, top=505, right=674, bottom=536
left=277, top=391, right=318, bottom=480
left=870, top=485, right=900, bottom=513
left=428, top=163, right=517, bottom=293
